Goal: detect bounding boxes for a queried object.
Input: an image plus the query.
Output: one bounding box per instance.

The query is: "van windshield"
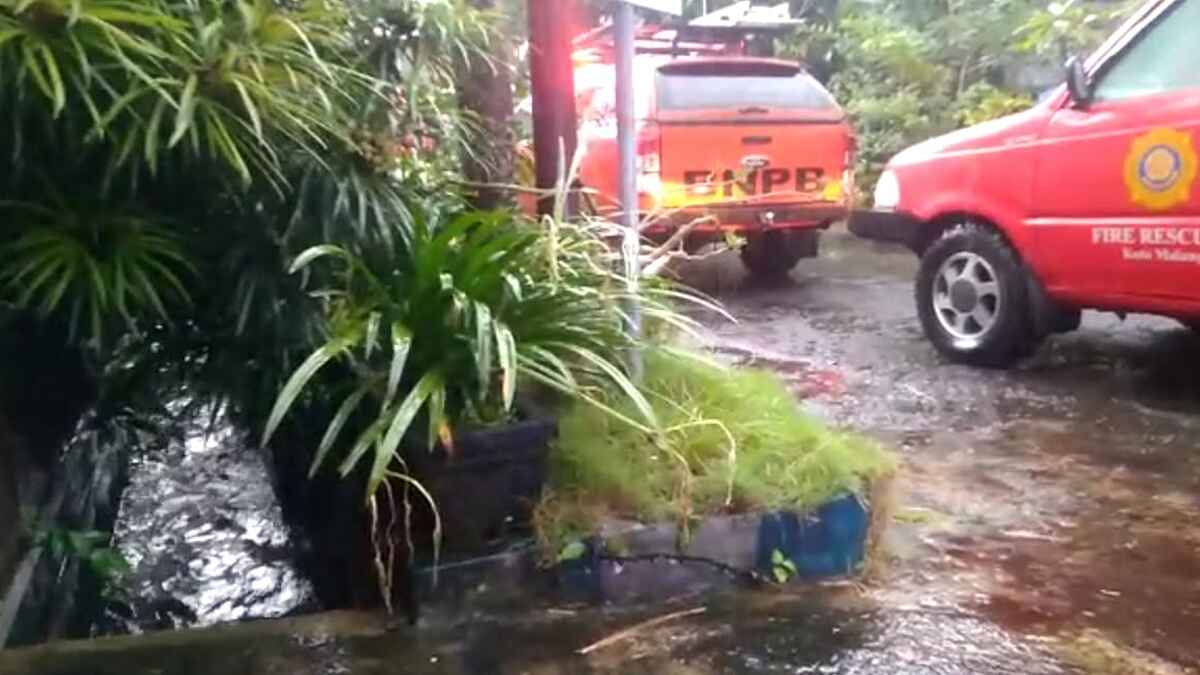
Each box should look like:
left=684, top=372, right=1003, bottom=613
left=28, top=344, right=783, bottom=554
left=656, top=71, right=837, bottom=111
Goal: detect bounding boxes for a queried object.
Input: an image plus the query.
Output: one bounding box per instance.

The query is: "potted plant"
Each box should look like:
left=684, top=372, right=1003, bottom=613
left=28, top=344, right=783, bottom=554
left=260, top=202, right=681, bottom=605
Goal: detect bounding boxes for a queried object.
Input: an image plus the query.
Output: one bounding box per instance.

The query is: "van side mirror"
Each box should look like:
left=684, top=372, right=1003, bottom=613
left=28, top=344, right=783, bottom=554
left=1065, top=56, right=1093, bottom=108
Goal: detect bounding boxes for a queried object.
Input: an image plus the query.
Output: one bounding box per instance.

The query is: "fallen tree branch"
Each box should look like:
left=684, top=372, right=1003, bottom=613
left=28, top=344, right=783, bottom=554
left=646, top=215, right=717, bottom=258
left=578, top=606, right=707, bottom=655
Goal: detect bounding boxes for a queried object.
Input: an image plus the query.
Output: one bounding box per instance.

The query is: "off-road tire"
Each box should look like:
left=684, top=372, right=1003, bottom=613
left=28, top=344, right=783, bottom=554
left=741, top=230, right=818, bottom=281
left=916, top=224, right=1036, bottom=367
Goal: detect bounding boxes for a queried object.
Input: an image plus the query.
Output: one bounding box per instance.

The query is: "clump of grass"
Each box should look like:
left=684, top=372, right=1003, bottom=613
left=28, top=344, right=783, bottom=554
left=535, top=349, right=896, bottom=555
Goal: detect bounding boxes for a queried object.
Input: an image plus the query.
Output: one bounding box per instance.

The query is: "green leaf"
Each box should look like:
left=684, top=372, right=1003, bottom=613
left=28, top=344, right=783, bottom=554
left=364, top=372, right=442, bottom=498
left=289, top=244, right=346, bottom=274
left=309, top=386, right=369, bottom=479
left=426, top=383, right=445, bottom=452
left=557, top=343, right=659, bottom=428
left=261, top=338, right=352, bottom=447
left=36, top=44, right=66, bottom=116
left=557, top=541, right=587, bottom=563
left=67, top=0, right=83, bottom=27
left=384, top=322, right=412, bottom=408
left=233, top=79, right=263, bottom=139
left=169, top=74, right=199, bottom=148
left=770, top=549, right=796, bottom=583
left=473, top=302, right=493, bottom=397
left=21, top=43, right=56, bottom=113
left=518, top=357, right=651, bottom=434
left=364, top=312, right=381, bottom=360
left=142, top=97, right=168, bottom=170
left=336, top=416, right=386, bottom=480
left=494, top=321, right=516, bottom=412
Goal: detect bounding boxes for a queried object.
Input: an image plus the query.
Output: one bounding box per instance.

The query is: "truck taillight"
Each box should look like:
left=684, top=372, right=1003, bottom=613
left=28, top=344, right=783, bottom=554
left=637, top=124, right=661, bottom=175
left=844, top=132, right=858, bottom=207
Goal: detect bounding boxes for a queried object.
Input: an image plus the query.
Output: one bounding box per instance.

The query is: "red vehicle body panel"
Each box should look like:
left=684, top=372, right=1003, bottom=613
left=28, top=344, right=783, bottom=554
left=876, top=0, right=1200, bottom=322
left=567, top=54, right=855, bottom=234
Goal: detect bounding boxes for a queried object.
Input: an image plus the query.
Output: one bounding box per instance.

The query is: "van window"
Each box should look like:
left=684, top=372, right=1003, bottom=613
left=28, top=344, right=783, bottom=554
left=1093, top=0, right=1200, bottom=101
left=656, top=71, right=837, bottom=111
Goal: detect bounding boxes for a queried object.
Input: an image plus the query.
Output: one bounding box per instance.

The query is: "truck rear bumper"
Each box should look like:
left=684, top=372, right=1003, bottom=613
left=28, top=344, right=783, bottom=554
left=848, top=209, right=922, bottom=249
left=642, top=204, right=848, bottom=236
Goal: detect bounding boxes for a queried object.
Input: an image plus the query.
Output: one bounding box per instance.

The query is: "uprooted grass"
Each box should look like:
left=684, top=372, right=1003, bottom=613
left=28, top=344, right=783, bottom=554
left=534, top=349, right=896, bottom=557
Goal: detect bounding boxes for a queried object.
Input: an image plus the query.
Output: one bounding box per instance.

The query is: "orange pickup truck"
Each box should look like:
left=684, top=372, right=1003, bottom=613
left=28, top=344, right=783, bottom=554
left=568, top=49, right=857, bottom=278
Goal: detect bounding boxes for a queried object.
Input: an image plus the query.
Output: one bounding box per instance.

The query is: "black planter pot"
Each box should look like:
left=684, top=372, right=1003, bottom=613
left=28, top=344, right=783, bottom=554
left=405, top=412, right=557, bottom=554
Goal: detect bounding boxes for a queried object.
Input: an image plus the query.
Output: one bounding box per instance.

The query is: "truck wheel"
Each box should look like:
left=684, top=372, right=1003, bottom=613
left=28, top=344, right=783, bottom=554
left=915, top=224, right=1036, bottom=367
left=741, top=230, right=817, bottom=281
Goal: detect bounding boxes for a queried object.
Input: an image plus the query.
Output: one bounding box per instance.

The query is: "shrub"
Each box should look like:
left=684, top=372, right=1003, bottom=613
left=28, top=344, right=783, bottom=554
left=536, top=349, right=896, bottom=554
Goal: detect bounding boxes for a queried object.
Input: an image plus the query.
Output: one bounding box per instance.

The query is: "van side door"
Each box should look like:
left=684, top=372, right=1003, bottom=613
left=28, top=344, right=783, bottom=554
left=1029, top=0, right=1200, bottom=306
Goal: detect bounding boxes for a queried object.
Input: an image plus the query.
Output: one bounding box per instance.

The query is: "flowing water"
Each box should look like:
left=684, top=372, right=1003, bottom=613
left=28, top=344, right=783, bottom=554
left=97, top=402, right=315, bottom=634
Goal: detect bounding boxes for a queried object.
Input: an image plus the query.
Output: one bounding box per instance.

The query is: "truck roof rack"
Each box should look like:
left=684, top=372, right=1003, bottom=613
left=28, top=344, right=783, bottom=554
left=573, top=1, right=802, bottom=58
left=689, top=1, right=803, bottom=30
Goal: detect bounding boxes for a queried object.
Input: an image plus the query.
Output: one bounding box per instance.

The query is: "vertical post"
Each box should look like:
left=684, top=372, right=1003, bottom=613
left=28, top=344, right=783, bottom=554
left=459, top=0, right=515, bottom=210
left=614, top=1, right=643, bottom=381
left=527, top=0, right=578, bottom=217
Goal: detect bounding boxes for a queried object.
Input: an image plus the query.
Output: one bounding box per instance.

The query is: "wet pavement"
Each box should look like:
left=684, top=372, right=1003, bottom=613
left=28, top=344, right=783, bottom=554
left=3, top=227, right=1198, bottom=673
left=685, top=228, right=1200, bottom=673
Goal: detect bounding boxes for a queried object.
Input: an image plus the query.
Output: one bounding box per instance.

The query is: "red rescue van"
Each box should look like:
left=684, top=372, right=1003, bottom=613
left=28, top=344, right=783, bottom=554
left=850, top=0, right=1200, bottom=365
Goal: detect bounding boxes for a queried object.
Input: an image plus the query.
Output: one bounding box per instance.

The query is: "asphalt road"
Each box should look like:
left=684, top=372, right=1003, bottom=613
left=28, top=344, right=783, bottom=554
left=682, top=226, right=1200, bottom=673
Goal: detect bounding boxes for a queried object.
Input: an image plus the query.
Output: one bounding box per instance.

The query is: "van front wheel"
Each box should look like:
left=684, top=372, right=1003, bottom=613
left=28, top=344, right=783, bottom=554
left=915, top=224, right=1036, bottom=367
left=741, top=230, right=818, bottom=281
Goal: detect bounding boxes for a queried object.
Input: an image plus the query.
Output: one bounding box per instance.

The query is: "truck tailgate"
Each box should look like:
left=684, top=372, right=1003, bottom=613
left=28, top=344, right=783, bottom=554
left=659, top=118, right=848, bottom=209
left=653, top=61, right=850, bottom=211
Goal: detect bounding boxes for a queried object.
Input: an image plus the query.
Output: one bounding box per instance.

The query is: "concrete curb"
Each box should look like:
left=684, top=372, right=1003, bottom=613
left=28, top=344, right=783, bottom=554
left=414, top=494, right=872, bottom=606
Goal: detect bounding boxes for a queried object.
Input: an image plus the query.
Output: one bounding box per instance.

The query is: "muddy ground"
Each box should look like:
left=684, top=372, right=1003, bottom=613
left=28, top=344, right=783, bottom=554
left=3, top=227, right=1198, bottom=674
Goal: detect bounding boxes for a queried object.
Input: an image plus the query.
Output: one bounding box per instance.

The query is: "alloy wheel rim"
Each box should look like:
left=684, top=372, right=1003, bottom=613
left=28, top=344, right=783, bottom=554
left=932, top=251, right=1002, bottom=341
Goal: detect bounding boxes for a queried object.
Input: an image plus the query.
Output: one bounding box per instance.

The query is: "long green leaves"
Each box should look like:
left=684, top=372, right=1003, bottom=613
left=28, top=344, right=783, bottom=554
left=260, top=336, right=353, bottom=447
left=1, top=0, right=379, bottom=186
left=368, top=371, right=442, bottom=496
left=262, top=204, right=701, bottom=509
left=0, top=202, right=192, bottom=345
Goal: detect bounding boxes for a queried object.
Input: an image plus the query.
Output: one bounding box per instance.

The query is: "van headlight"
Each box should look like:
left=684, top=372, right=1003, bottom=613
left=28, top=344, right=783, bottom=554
left=874, top=170, right=901, bottom=211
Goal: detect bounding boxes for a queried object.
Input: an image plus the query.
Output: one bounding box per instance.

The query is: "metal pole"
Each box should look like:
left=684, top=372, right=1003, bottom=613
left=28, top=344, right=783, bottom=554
left=527, top=0, right=578, bottom=217
left=614, top=1, right=643, bottom=381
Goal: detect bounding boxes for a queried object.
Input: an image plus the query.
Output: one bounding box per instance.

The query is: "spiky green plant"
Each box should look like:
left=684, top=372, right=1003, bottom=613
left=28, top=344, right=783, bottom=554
left=1, top=0, right=374, bottom=185
left=0, top=0, right=539, bottom=618
left=261, top=204, right=676, bottom=500
left=0, top=198, right=192, bottom=346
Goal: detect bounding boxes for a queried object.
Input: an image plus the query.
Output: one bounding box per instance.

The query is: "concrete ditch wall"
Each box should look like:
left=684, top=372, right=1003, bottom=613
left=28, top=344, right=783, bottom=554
left=0, top=321, right=115, bottom=648
left=0, top=415, right=24, bottom=601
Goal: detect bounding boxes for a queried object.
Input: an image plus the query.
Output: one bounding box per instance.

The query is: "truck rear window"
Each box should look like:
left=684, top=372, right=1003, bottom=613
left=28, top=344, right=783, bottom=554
left=656, top=70, right=837, bottom=112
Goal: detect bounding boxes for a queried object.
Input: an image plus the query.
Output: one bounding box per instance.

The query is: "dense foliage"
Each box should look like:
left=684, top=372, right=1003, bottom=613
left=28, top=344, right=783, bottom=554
left=779, top=0, right=1137, bottom=197
left=0, top=1, right=721, bottom=610
left=0, top=0, right=493, bottom=355
left=0, top=0, right=650, bottom=542
left=260, top=204, right=709, bottom=500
